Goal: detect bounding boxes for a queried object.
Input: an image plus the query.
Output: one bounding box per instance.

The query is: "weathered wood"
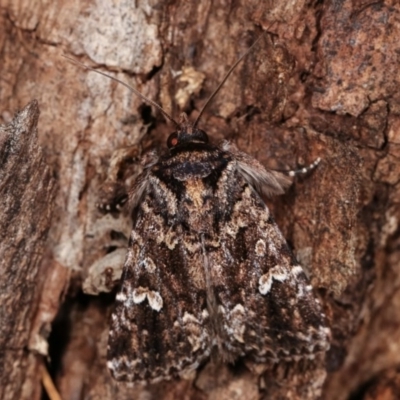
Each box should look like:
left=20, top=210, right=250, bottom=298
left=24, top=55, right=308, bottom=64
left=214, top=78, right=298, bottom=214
left=0, top=101, right=57, bottom=400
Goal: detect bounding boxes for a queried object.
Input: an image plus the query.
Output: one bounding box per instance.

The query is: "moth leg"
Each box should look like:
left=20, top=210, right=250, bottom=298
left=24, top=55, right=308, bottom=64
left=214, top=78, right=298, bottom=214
left=280, top=157, right=321, bottom=177
left=97, top=145, right=142, bottom=213
left=222, top=140, right=320, bottom=197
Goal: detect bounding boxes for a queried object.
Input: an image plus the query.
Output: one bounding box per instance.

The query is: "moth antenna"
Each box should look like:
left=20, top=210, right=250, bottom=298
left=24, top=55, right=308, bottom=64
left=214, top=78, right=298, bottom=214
left=193, top=32, right=266, bottom=128
left=62, top=55, right=180, bottom=128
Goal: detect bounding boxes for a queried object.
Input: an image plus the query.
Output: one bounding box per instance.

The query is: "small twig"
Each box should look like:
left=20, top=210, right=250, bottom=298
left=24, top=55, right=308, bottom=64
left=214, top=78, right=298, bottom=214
left=40, top=361, right=62, bottom=400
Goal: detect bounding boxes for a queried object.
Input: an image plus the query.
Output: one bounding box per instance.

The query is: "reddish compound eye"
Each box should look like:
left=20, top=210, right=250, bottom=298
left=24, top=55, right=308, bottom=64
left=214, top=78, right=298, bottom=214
left=167, top=132, right=179, bottom=148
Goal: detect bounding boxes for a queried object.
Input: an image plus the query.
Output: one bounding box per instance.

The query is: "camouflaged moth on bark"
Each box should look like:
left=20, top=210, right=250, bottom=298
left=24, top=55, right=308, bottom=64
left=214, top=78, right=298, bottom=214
left=67, top=33, right=330, bottom=384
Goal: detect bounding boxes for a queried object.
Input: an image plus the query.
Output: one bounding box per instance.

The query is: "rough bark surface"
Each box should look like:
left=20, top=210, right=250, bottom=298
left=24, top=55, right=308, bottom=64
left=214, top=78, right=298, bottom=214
left=0, top=101, right=57, bottom=399
left=1, top=1, right=399, bottom=399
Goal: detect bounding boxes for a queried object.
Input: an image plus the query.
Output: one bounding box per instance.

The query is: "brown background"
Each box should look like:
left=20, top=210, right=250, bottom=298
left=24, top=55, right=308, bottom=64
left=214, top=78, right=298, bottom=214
left=1, top=0, right=400, bottom=399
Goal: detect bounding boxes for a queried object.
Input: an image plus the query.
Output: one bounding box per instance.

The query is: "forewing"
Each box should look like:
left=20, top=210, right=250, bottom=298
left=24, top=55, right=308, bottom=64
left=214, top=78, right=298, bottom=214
left=208, top=177, right=330, bottom=363
left=107, top=190, right=212, bottom=382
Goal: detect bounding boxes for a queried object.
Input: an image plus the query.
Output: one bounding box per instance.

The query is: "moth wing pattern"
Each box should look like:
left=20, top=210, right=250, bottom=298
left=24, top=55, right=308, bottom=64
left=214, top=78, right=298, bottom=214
left=107, top=162, right=212, bottom=383
left=107, top=137, right=330, bottom=383
left=206, top=151, right=330, bottom=362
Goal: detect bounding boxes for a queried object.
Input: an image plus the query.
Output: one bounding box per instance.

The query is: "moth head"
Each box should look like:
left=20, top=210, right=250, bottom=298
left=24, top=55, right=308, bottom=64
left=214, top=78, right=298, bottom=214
left=167, top=113, right=209, bottom=148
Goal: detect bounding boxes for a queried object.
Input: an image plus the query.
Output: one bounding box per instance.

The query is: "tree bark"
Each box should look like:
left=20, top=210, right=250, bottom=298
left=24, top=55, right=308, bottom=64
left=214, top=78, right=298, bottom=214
left=0, top=101, right=57, bottom=399
left=1, top=1, right=400, bottom=399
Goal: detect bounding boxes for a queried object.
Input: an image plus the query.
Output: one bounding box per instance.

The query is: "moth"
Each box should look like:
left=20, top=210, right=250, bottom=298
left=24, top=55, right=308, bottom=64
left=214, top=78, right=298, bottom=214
left=67, top=33, right=330, bottom=383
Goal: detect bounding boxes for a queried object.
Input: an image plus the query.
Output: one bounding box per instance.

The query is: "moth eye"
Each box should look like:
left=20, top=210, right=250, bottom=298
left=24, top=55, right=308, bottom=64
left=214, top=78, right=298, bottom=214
left=167, top=132, right=179, bottom=148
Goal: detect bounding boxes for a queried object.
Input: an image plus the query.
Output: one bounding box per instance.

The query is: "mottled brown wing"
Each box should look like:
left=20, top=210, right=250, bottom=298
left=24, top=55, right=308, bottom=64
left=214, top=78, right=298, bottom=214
left=207, top=178, right=330, bottom=363
left=107, top=192, right=212, bottom=383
